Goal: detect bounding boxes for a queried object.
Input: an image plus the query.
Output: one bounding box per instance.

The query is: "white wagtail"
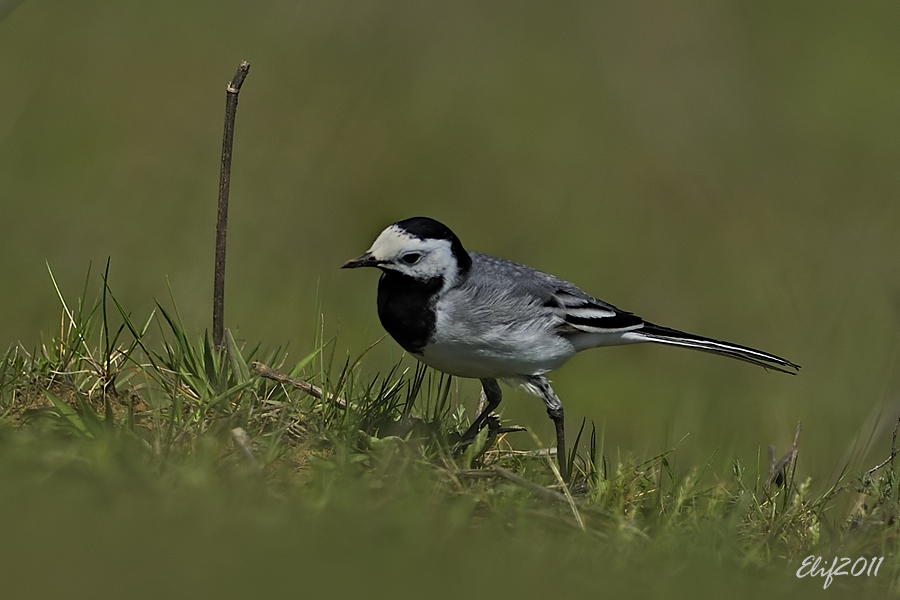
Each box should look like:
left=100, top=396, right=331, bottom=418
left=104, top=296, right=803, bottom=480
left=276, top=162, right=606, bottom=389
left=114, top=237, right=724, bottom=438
left=342, top=217, right=800, bottom=481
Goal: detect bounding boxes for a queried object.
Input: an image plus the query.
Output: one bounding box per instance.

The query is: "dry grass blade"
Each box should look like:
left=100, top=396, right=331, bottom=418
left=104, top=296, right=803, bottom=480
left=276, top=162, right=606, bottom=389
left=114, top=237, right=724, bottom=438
left=768, top=421, right=802, bottom=486
left=231, top=427, right=260, bottom=470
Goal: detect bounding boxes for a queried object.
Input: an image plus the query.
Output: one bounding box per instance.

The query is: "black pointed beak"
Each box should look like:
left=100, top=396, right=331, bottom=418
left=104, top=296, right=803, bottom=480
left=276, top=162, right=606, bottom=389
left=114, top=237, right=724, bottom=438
left=341, top=252, right=381, bottom=269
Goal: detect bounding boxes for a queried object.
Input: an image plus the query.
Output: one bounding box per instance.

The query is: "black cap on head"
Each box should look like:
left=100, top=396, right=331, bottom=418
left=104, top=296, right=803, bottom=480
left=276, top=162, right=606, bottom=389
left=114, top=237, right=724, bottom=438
left=394, top=217, right=457, bottom=241
left=393, top=217, right=472, bottom=272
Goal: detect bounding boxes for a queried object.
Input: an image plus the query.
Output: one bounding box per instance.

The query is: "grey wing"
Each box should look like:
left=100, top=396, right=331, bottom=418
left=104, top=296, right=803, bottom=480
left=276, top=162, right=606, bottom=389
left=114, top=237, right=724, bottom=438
left=463, top=254, right=799, bottom=373
left=469, top=253, right=644, bottom=335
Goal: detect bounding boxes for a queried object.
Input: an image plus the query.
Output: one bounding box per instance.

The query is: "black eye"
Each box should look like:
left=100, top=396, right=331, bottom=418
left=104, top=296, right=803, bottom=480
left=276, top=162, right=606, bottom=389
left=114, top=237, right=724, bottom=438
left=401, top=253, right=422, bottom=264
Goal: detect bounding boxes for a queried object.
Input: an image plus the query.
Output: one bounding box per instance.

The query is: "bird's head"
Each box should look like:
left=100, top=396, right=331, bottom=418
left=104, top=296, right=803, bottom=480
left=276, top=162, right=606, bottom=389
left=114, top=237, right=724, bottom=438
left=341, top=217, right=472, bottom=283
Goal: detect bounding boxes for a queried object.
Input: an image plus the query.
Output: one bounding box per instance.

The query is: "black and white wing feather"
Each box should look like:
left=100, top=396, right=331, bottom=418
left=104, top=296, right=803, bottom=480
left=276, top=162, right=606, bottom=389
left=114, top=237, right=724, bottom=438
left=545, top=289, right=644, bottom=334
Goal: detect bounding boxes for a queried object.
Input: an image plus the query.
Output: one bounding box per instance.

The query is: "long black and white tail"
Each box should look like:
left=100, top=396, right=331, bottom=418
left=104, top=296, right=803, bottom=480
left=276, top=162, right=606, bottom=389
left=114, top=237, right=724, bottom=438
left=626, top=322, right=800, bottom=374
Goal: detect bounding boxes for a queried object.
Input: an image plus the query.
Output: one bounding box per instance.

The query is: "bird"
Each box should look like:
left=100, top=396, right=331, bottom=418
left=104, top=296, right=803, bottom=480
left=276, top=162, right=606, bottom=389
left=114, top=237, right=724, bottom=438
left=341, top=216, right=800, bottom=482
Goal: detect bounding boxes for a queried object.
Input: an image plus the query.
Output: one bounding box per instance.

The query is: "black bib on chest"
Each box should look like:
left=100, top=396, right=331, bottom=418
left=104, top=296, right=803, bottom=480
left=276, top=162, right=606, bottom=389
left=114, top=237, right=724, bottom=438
left=376, top=271, right=442, bottom=354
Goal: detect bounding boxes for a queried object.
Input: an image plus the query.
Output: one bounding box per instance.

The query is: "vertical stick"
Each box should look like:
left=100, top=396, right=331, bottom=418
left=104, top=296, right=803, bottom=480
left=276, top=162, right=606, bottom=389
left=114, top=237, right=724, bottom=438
left=213, top=61, right=250, bottom=351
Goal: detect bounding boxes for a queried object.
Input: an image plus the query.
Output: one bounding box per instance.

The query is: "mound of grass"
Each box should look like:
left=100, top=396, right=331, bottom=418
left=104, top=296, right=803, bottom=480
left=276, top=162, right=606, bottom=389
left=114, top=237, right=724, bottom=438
left=0, top=268, right=896, bottom=599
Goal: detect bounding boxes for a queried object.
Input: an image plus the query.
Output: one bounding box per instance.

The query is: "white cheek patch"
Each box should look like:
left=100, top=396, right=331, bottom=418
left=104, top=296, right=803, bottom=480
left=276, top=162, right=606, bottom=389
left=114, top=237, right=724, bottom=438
left=413, top=245, right=458, bottom=285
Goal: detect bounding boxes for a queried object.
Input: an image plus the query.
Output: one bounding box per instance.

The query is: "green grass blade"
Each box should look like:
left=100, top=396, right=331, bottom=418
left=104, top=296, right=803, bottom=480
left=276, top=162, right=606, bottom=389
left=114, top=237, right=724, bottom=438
left=42, top=389, right=89, bottom=436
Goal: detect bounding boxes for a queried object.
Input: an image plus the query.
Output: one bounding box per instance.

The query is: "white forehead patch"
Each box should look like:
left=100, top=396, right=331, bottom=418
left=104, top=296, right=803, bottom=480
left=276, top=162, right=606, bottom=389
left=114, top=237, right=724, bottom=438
left=367, top=225, right=421, bottom=260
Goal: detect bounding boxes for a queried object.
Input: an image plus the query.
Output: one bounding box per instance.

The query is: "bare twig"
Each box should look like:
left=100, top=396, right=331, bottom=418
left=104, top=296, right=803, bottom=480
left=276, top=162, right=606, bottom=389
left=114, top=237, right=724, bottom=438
left=213, top=61, right=250, bottom=351
left=891, top=415, right=899, bottom=473
left=825, top=413, right=900, bottom=500
left=860, top=415, right=900, bottom=480
left=502, top=447, right=556, bottom=458
left=452, top=468, right=570, bottom=504
left=250, top=361, right=352, bottom=409
left=451, top=469, right=497, bottom=480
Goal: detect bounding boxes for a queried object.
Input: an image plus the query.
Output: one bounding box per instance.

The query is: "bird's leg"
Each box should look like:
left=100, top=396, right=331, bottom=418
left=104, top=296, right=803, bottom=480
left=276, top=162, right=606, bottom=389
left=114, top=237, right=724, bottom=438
left=454, top=378, right=502, bottom=449
left=524, top=375, right=568, bottom=483
left=475, top=386, right=487, bottom=416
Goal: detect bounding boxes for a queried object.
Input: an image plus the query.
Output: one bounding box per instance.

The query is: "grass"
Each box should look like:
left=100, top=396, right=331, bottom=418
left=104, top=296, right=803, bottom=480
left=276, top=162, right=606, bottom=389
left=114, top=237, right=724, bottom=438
left=0, top=267, right=897, bottom=599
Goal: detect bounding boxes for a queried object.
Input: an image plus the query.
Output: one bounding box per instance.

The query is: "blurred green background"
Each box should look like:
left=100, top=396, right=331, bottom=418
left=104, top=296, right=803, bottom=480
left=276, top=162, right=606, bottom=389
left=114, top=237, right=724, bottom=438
left=2, top=0, right=900, bottom=480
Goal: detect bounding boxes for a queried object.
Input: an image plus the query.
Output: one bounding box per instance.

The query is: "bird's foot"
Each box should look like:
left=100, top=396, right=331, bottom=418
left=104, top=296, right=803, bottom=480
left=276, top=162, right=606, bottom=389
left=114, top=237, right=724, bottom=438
left=451, top=414, right=527, bottom=465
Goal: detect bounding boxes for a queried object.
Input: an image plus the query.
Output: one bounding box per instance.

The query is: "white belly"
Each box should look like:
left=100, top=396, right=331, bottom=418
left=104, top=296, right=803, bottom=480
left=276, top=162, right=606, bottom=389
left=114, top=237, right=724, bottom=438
left=419, top=311, right=576, bottom=379
left=418, top=339, right=574, bottom=378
